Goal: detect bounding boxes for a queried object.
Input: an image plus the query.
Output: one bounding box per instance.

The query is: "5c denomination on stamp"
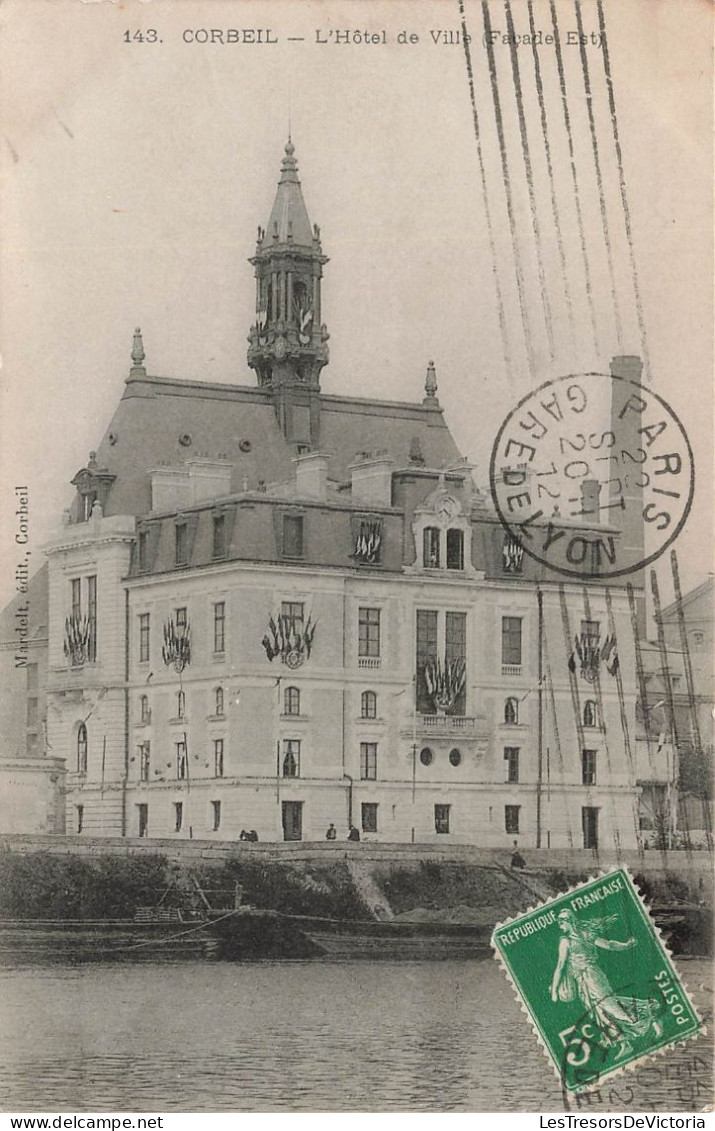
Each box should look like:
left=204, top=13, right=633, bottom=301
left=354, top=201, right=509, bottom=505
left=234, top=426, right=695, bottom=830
left=492, top=868, right=702, bottom=1093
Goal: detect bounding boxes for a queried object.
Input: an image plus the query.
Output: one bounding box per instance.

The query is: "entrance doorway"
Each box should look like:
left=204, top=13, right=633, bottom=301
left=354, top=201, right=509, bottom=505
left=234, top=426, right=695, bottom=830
left=282, top=801, right=303, bottom=841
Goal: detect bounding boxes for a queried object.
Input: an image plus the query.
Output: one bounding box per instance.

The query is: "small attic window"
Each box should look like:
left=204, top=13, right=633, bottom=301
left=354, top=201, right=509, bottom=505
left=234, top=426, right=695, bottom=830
left=297, top=444, right=310, bottom=456
left=175, top=522, right=188, bottom=567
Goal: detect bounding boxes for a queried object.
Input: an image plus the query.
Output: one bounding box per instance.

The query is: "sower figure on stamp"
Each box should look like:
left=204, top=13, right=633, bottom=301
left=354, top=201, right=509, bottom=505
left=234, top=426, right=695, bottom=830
left=551, top=909, right=663, bottom=1059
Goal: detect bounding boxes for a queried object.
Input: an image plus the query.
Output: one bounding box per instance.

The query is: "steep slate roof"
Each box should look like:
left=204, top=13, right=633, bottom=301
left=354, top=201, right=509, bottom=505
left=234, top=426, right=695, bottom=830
left=260, top=140, right=314, bottom=248
left=90, top=373, right=463, bottom=520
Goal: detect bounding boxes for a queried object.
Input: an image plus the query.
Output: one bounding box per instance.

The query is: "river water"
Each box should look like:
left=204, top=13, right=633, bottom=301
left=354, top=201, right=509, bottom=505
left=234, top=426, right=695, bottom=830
left=0, top=958, right=711, bottom=1112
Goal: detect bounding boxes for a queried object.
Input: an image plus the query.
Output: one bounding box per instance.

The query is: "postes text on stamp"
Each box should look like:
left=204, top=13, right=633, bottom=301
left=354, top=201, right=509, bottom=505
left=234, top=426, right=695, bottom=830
left=491, top=868, right=702, bottom=1093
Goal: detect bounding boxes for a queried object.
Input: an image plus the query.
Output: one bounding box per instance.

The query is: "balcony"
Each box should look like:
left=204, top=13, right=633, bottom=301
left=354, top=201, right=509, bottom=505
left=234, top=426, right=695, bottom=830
left=501, top=664, right=522, bottom=677
left=402, top=713, right=484, bottom=739
left=358, top=657, right=381, bottom=670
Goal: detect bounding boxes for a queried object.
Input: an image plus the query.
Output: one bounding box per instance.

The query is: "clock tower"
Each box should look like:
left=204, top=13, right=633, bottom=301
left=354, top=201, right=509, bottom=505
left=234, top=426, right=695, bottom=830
left=247, top=140, right=329, bottom=448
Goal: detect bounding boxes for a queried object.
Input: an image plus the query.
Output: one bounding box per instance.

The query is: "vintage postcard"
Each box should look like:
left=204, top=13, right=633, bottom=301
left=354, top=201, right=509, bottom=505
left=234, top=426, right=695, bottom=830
left=0, top=0, right=712, bottom=1117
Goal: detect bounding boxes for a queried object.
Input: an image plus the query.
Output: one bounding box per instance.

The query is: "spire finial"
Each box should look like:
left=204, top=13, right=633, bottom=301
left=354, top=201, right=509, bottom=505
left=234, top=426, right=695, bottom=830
left=424, top=359, right=438, bottom=400
left=130, top=326, right=146, bottom=375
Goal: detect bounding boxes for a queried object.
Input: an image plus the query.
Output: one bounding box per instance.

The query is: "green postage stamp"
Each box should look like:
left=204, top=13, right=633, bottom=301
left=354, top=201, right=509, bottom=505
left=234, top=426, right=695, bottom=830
left=491, top=868, right=703, bottom=1093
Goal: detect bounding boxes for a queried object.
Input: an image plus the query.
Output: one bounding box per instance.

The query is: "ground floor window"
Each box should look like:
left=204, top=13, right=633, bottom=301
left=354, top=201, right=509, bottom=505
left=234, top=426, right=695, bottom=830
left=137, top=803, right=148, bottom=838
left=362, top=802, right=378, bottom=834
left=505, top=805, right=520, bottom=835
left=582, top=806, right=599, bottom=849
left=211, top=800, right=221, bottom=832
left=174, top=801, right=183, bottom=832
left=434, top=804, right=450, bottom=834
left=76, top=805, right=84, bottom=834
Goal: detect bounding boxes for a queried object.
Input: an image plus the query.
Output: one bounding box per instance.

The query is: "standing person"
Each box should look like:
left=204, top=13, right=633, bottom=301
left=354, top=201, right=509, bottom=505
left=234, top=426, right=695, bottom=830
left=347, top=825, right=360, bottom=842
left=325, top=823, right=337, bottom=840
left=550, top=909, right=662, bottom=1058
left=510, top=841, right=525, bottom=869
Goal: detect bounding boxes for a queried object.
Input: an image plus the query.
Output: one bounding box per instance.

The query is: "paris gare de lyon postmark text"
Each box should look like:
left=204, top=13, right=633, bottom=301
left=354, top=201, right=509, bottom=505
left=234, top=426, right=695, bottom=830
left=492, top=869, right=702, bottom=1094
left=489, top=372, right=694, bottom=580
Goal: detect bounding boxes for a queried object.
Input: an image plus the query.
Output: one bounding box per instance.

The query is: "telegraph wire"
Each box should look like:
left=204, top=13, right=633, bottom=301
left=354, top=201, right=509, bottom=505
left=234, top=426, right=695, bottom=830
left=481, top=0, right=536, bottom=380
left=573, top=0, right=623, bottom=350
left=526, top=0, right=576, bottom=346
left=582, top=586, right=623, bottom=861
left=538, top=588, right=575, bottom=851
left=596, top=0, right=651, bottom=381
left=605, top=587, right=644, bottom=858
left=457, top=0, right=514, bottom=385
left=504, top=0, right=555, bottom=361
left=549, top=0, right=599, bottom=355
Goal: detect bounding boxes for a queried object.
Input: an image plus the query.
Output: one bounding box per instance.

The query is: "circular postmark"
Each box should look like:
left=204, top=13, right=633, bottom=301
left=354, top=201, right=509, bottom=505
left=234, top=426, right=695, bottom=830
left=489, top=373, right=694, bottom=579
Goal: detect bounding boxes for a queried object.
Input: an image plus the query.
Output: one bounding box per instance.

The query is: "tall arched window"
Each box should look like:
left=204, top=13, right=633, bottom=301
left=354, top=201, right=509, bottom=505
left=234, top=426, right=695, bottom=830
left=504, top=697, right=519, bottom=725
left=284, top=686, right=301, bottom=716
left=361, top=690, right=377, bottom=719
left=215, top=687, right=224, bottom=716
left=77, top=723, right=88, bottom=773
left=423, top=527, right=440, bottom=568
left=139, top=695, right=150, bottom=724
left=177, top=690, right=186, bottom=718
left=583, top=700, right=598, bottom=728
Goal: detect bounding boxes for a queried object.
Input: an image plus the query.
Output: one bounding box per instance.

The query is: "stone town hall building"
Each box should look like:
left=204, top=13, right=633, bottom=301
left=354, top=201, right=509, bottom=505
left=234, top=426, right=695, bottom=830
left=2, top=142, right=661, bottom=847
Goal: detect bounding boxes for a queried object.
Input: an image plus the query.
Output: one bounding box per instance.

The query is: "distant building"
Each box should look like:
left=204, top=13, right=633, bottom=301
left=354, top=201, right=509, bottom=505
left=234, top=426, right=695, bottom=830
left=2, top=141, right=668, bottom=849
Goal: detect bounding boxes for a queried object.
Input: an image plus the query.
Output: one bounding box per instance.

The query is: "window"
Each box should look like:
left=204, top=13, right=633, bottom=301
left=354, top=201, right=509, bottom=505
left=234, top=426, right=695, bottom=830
left=212, top=514, right=226, bottom=559
left=501, top=617, right=522, bottom=666
left=362, top=803, right=378, bottom=834
left=211, top=800, right=221, bottom=832
left=445, top=611, right=467, bottom=715
left=581, top=620, right=600, bottom=648
left=582, top=748, right=597, bottom=786
left=137, top=803, right=148, bottom=838
left=214, top=601, right=226, bottom=653
left=419, top=746, right=433, bottom=766
left=77, top=723, right=88, bottom=773
left=174, top=802, right=183, bottom=832
left=71, top=578, right=81, bottom=620
left=360, top=742, right=377, bottom=780
left=139, top=742, right=150, bottom=781
left=583, top=700, right=598, bottom=728
left=582, top=806, right=599, bottom=849
left=361, top=690, right=377, bottom=719
left=284, top=686, right=301, bottom=716
left=434, top=804, right=450, bottom=834
left=416, top=609, right=439, bottom=713
left=175, top=522, right=188, bottom=566
left=282, top=739, right=300, bottom=778
left=140, top=695, right=150, bottom=724
left=138, top=613, right=150, bottom=663
left=282, top=514, right=304, bottom=558
left=281, top=601, right=304, bottom=635
left=504, top=747, right=520, bottom=783
left=446, top=529, right=464, bottom=570
left=138, top=529, right=148, bottom=571
left=176, top=741, right=187, bottom=780
left=215, top=687, right=224, bottom=716
left=87, top=575, right=97, bottom=661
left=76, top=805, right=84, bottom=834
left=214, top=739, right=224, bottom=778
left=504, top=697, right=519, bottom=725
left=505, top=805, right=520, bottom=835
left=176, top=607, right=187, bottom=630
left=358, top=607, right=381, bottom=658
left=449, top=748, right=462, bottom=767
left=176, top=690, right=186, bottom=718
left=423, top=527, right=440, bottom=568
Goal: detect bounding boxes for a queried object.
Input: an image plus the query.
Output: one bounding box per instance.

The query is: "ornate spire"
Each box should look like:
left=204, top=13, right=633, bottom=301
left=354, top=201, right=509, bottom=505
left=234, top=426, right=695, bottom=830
left=424, top=360, right=438, bottom=402
left=260, top=140, right=314, bottom=248
left=130, top=327, right=146, bottom=376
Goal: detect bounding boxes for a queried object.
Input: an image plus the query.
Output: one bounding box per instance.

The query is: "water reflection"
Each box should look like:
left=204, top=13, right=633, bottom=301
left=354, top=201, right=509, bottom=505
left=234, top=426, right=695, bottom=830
left=0, top=959, right=710, bottom=1112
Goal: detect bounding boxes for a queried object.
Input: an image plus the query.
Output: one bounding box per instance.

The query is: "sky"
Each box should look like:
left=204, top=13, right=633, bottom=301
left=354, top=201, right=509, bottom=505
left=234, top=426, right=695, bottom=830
left=0, top=0, right=712, bottom=614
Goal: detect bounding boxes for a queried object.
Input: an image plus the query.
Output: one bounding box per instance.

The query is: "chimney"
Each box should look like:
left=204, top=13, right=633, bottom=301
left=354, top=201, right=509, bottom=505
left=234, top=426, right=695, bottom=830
left=580, top=479, right=601, bottom=523
left=149, top=467, right=190, bottom=512
left=349, top=451, right=394, bottom=507
left=293, top=451, right=329, bottom=500
left=187, top=459, right=232, bottom=504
